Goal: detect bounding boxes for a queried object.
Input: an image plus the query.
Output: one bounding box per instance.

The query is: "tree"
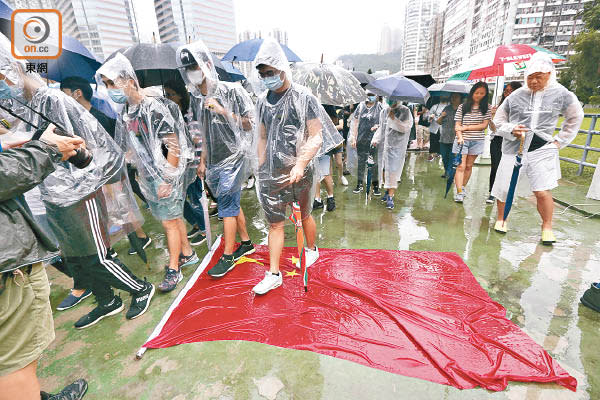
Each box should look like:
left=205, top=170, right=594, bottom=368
left=559, top=1, right=600, bottom=103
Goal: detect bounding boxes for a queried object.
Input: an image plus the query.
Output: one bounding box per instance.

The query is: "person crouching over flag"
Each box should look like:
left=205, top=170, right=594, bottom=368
left=176, top=39, right=257, bottom=277
left=252, top=39, right=343, bottom=295
left=491, top=52, right=584, bottom=244
left=97, top=54, right=199, bottom=293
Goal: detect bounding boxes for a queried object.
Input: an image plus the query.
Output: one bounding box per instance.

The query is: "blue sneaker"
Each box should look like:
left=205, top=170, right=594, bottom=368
left=381, top=192, right=389, bottom=202
left=56, top=289, right=93, bottom=311
left=386, top=197, right=395, bottom=210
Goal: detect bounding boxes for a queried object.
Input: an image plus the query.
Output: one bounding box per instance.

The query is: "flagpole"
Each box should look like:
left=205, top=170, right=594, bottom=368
left=135, top=235, right=223, bottom=360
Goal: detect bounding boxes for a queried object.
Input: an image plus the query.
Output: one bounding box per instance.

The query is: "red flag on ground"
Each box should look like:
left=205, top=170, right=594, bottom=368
left=143, top=242, right=576, bottom=392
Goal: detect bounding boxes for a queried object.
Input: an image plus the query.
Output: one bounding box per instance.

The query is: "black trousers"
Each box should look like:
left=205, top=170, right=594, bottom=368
left=489, top=136, right=503, bottom=193
left=127, top=164, right=147, bottom=204
left=429, top=132, right=440, bottom=154
left=357, top=144, right=379, bottom=186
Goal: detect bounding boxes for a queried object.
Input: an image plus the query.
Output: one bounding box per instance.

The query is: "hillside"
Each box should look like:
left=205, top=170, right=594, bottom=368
left=336, top=50, right=403, bottom=73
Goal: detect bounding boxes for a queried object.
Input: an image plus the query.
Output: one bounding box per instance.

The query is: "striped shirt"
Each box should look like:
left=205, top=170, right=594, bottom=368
left=454, top=104, right=492, bottom=141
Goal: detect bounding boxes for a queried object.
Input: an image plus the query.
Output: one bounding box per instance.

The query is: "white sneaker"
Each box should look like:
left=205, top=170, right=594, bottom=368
left=462, top=187, right=467, bottom=196
left=246, top=176, right=255, bottom=190
left=454, top=192, right=465, bottom=203
left=340, top=175, right=348, bottom=186
left=295, top=246, right=320, bottom=269
left=252, top=271, right=283, bottom=295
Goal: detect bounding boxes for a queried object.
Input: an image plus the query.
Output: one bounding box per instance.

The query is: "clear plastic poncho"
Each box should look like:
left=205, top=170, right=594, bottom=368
left=177, top=39, right=256, bottom=197
left=492, top=52, right=584, bottom=156
left=253, top=38, right=343, bottom=217
left=0, top=36, right=124, bottom=207
left=371, top=103, right=413, bottom=188
left=346, top=100, right=384, bottom=174
left=102, top=168, right=144, bottom=245
left=97, top=53, right=194, bottom=206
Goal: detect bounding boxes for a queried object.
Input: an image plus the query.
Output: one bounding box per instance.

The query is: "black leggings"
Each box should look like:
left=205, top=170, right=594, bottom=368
left=489, top=136, right=503, bottom=193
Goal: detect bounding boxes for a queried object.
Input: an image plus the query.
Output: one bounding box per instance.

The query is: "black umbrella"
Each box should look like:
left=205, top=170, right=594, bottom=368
left=105, top=43, right=233, bottom=87
left=396, top=71, right=436, bottom=88
left=351, top=71, right=375, bottom=86
left=127, top=232, right=149, bottom=269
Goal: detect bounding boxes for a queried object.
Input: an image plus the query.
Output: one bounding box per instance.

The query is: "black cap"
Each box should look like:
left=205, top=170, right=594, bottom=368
left=179, top=49, right=198, bottom=68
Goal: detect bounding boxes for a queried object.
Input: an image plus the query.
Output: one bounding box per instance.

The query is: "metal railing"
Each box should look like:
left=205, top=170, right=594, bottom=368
left=558, top=114, right=599, bottom=176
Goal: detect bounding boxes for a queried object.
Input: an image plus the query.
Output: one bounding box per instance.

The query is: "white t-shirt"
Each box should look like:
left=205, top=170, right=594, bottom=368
left=429, top=102, right=448, bottom=134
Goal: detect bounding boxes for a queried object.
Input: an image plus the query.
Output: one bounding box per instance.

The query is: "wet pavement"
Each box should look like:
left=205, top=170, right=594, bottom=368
left=40, top=153, right=600, bottom=399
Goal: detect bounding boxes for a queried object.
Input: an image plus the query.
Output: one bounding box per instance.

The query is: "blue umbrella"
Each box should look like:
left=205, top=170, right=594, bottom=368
left=366, top=73, right=430, bottom=104
left=0, top=1, right=101, bottom=83
left=220, top=60, right=245, bottom=81
left=222, top=38, right=302, bottom=62
left=444, top=144, right=464, bottom=198
left=503, top=137, right=525, bottom=221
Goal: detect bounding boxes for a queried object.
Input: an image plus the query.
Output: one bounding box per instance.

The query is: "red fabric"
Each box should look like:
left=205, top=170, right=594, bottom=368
left=145, top=243, right=577, bottom=392
left=467, top=64, right=504, bottom=80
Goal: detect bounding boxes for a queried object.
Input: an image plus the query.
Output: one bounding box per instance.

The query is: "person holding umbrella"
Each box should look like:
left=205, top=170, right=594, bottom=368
left=491, top=53, right=584, bottom=243
left=371, top=100, right=413, bottom=209
left=437, top=93, right=463, bottom=178
left=251, top=39, right=342, bottom=295
left=349, top=90, right=383, bottom=195
left=176, top=39, right=256, bottom=277
left=97, top=53, right=199, bottom=293
left=453, top=82, right=493, bottom=203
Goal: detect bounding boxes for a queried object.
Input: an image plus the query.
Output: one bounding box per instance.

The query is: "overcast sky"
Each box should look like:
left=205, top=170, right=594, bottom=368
left=132, top=0, right=446, bottom=63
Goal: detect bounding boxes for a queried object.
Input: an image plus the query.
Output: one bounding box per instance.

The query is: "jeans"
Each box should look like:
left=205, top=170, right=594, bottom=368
left=439, top=142, right=453, bottom=176
left=183, top=177, right=206, bottom=231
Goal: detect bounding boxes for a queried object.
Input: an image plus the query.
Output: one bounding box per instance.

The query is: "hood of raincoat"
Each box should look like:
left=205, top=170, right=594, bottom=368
left=176, top=39, right=219, bottom=97
left=96, top=52, right=140, bottom=92
left=524, top=52, right=558, bottom=90
left=251, top=38, right=293, bottom=94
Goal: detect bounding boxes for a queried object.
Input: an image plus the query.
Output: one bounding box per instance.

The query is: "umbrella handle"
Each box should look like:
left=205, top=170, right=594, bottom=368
left=518, top=135, right=525, bottom=156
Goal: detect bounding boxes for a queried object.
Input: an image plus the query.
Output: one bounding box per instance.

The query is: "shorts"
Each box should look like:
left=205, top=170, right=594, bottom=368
left=258, top=173, right=313, bottom=224
left=327, top=143, right=344, bottom=155
left=416, top=125, right=430, bottom=142
left=452, top=139, right=484, bottom=156
left=0, top=263, right=54, bottom=376
left=491, top=144, right=560, bottom=202
left=316, top=154, right=331, bottom=179
left=217, top=190, right=241, bottom=218
left=147, top=181, right=184, bottom=221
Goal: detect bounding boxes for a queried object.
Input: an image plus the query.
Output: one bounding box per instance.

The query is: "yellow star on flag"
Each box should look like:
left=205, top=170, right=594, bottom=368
left=285, top=269, right=300, bottom=277
left=290, top=256, right=300, bottom=266
left=234, top=256, right=264, bottom=266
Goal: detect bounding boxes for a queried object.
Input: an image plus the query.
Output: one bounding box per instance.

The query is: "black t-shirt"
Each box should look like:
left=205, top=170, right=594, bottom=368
left=90, top=106, right=116, bottom=138
left=528, top=134, right=548, bottom=152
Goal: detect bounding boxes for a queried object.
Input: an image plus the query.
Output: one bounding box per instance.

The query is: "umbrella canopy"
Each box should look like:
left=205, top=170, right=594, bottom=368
left=105, top=43, right=235, bottom=87
left=448, top=44, right=566, bottom=81
left=0, top=3, right=101, bottom=83
left=366, top=73, right=430, bottom=104
left=395, top=71, right=436, bottom=87
left=220, top=61, right=245, bottom=81
left=292, top=63, right=366, bottom=106
left=222, top=38, right=302, bottom=62
left=350, top=71, right=375, bottom=85
left=429, top=81, right=473, bottom=96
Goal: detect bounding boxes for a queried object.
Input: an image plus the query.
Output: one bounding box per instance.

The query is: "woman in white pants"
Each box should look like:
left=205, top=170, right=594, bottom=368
left=491, top=53, right=584, bottom=244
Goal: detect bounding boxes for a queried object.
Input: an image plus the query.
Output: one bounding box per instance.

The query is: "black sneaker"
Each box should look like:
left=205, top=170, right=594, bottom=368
left=581, top=283, right=600, bottom=313
left=42, top=378, right=88, bottom=400
left=158, top=268, right=183, bottom=293
left=126, top=282, right=155, bottom=319
left=187, top=226, right=202, bottom=238
left=486, top=194, right=495, bottom=204
left=343, top=169, right=351, bottom=176
left=313, top=199, right=324, bottom=209
left=74, top=296, right=123, bottom=329
left=179, top=252, right=200, bottom=268
left=207, top=255, right=235, bottom=277
left=209, top=207, right=218, bottom=217
left=353, top=183, right=364, bottom=194
left=326, top=197, right=336, bottom=212
left=373, top=187, right=382, bottom=196
left=128, top=236, right=152, bottom=255
left=108, top=248, right=117, bottom=258
left=190, top=232, right=207, bottom=246
left=232, top=242, right=255, bottom=260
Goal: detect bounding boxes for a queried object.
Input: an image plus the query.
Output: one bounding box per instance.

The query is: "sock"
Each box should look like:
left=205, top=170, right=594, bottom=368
left=457, top=187, right=462, bottom=193
left=241, top=239, right=251, bottom=246
left=315, top=197, right=321, bottom=202
left=327, top=194, right=334, bottom=198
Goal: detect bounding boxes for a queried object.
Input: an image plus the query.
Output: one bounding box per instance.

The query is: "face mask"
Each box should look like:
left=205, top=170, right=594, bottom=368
left=387, top=99, right=395, bottom=106
left=47, top=82, right=60, bottom=89
left=262, top=73, right=284, bottom=91
left=0, top=80, right=23, bottom=100
left=108, top=88, right=127, bottom=104
left=187, top=69, right=204, bottom=85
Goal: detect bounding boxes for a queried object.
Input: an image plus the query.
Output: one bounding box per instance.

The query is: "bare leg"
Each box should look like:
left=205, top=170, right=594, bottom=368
left=388, top=188, right=396, bottom=197
left=334, top=153, right=344, bottom=181
left=135, top=227, right=147, bottom=239
left=268, top=221, right=285, bottom=274
left=177, top=218, right=192, bottom=256
left=323, top=175, right=334, bottom=197
left=236, top=208, right=250, bottom=242
left=0, top=360, right=40, bottom=400
left=302, top=215, right=317, bottom=249
left=496, top=199, right=506, bottom=223
left=462, top=154, right=477, bottom=187
left=314, top=181, right=322, bottom=200
left=454, top=155, right=466, bottom=192
left=223, top=216, right=237, bottom=255
left=162, top=219, right=182, bottom=271
left=534, top=190, right=554, bottom=230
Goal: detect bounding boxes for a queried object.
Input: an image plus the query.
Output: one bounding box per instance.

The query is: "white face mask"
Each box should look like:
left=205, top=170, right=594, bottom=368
left=187, top=69, right=204, bottom=85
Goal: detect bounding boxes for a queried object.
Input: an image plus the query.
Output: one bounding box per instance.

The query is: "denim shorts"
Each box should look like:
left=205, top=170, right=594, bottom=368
left=217, top=190, right=242, bottom=218
left=452, top=139, right=485, bottom=155
left=147, top=182, right=184, bottom=221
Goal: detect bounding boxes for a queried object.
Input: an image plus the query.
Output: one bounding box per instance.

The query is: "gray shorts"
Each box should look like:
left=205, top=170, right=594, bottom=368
left=258, top=173, right=313, bottom=224
left=452, top=139, right=485, bottom=155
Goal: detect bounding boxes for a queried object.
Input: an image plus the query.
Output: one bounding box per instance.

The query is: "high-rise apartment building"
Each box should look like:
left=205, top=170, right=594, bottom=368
left=402, top=0, right=440, bottom=72
left=429, top=11, right=445, bottom=77
left=154, top=0, right=236, bottom=58
left=378, top=25, right=392, bottom=55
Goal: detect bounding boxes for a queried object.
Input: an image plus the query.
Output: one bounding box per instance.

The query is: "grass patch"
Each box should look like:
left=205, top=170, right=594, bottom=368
left=559, top=111, right=599, bottom=185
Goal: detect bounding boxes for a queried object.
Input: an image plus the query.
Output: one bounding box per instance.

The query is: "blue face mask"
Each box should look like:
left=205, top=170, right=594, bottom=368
left=262, top=73, right=284, bottom=91
left=367, top=95, right=377, bottom=102
left=108, top=88, right=127, bottom=104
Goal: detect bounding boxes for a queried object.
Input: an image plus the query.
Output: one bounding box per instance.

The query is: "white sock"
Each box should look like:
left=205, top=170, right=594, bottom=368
left=327, top=194, right=334, bottom=198
left=315, top=197, right=321, bottom=202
